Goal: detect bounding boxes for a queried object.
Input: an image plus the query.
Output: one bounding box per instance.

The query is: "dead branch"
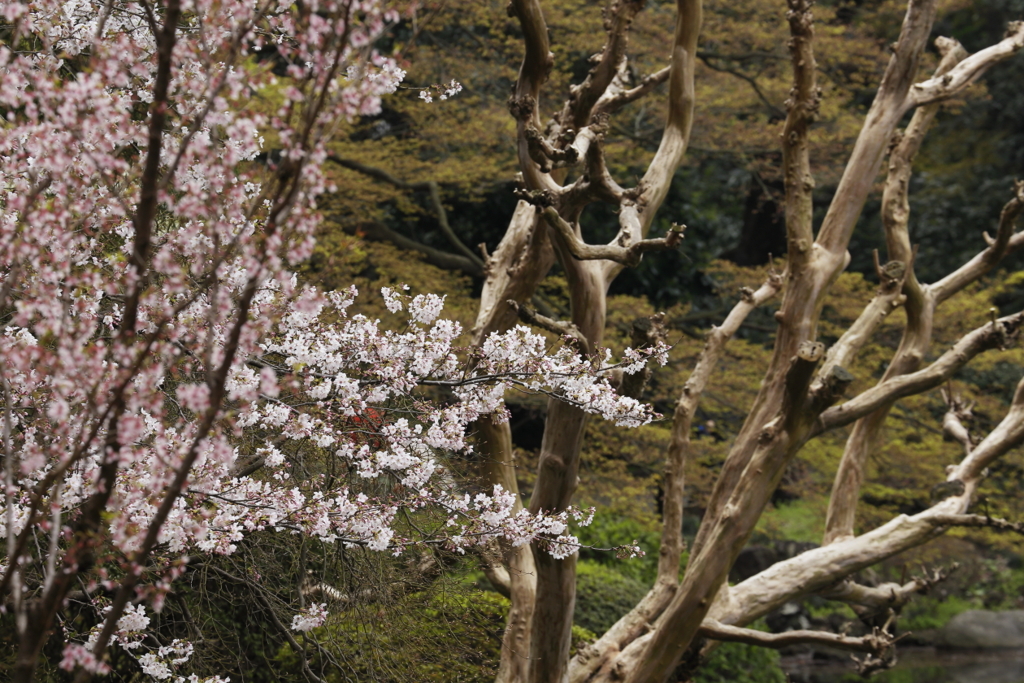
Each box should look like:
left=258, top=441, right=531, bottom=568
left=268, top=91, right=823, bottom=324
left=926, top=514, right=1024, bottom=534
left=699, top=619, right=895, bottom=656
left=657, top=274, right=783, bottom=578
left=941, top=383, right=975, bottom=453
left=635, top=0, right=701, bottom=219
left=783, top=340, right=825, bottom=417
left=569, top=273, right=782, bottom=683
left=540, top=206, right=684, bottom=267
left=931, top=180, right=1024, bottom=303
left=822, top=563, right=959, bottom=612
left=956, top=375, right=1024, bottom=480
left=556, top=0, right=646, bottom=133
left=908, top=22, right=1024, bottom=107
left=814, top=0, right=937, bottom=256
left=816, top=311, right=1024, bottom=435
left=812, top=256, right=908, bottom=391
left=594, top=66, right=671, bottom=117
left=718, top=377, right=1024, bottom=630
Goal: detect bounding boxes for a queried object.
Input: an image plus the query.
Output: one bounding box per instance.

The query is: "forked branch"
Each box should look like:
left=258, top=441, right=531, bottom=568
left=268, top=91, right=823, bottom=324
left=817, top=311, right=1024, bottom=434
left=931, top=180, right=1024, bottom=302
left=540, top=206, right=684, bottom=267
left=823, top=563, right=958, bottom=613
left=908, top=22, right=1024, bottom=107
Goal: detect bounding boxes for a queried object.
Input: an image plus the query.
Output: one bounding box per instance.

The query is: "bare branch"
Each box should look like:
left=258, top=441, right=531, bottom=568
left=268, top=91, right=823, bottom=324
left=813, top=256, right=908, bottom=393
left=931, top=180, right=1024, bottom=303
left=699, top=619, right=894, bottom=656
left=822, top=41, right=969, bottom=545
left=203, top=565, right=329, bottom=683
left=883, top=38, right=967, bottom=254
left=815, top=0, right=938, bottom=257
left=470, top=201, right=556, bottom=345
left=954, top=374, right=1024, bottom=481
left=659, top=275, right=781, bottom=583
left=636, top=0, right=702, bottom=221
left=540, top=206, right=684, bottom=267
left=508, top=0, right=560, bottom=192
left=941, top=383, right=974, bottom=454
left=816, top=311, right=1024, bottom=435
left=927, top=514, right=1024, bottom=535
left=476, top=419, right=538, bottom=683
left=719, top=378, right=1024, bottom=630
left=823, top=563, right=958, bottom=612
left=594, top=66, right=671, bottom=117
left=568, top=278, right=782, bottom=683
left=556, top=0, right=647, bottom=133
left=908, top=22, right=1024, bottom=108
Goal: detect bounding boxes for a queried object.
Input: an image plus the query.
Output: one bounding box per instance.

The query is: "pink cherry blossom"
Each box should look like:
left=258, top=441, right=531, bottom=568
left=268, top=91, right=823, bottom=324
left=1, top=1, right=659, bottom=679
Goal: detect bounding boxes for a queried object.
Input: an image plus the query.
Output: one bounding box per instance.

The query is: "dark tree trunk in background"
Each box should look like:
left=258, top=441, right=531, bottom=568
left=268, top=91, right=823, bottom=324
left=727, top=177, right=787, bottom=266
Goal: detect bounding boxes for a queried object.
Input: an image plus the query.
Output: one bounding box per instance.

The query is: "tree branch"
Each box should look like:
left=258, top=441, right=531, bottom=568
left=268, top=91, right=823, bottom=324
left=202, top=564, right=328, bottom=683
left=594, top=66, right=671, bottom=117
left=940, top=383, right=975, bottom=455
left=931, top=180, right=1024, bottom=303
left=822, top=563, right=958, bottom=614
left=814, top=0, right=938, bottom=256
left=816, top=311, right=1024, bottom=435
left=344, top=220, right=483, bottom=277
left=926, top=514, right=1024, bottom=535
left=954, top=374, right=1024, bottom=481
left=698, top=55, right=785, bottom=120
left=636, top=0, right=701, bottom=222
left=557, top=0, right=646, bottom=133
left=539, top=205, right=684, bottom=267
left=699, top=619, right=894, bottom=656
left=508, top=0, right=560, bottom=192
left=908, top=21, right=1024, bottom=107
left=659, top=275, right=782, bottom=583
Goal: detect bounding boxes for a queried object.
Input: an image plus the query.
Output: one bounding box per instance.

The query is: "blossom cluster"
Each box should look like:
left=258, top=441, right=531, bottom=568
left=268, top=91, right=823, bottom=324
left=418, top=79, right=464, bottom=103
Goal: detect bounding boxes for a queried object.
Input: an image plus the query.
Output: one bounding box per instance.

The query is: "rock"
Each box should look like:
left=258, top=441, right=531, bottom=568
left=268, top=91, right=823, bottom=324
left=730, top=545, right=778, bottom=583
left=937, top=610, right=1024, bottom=649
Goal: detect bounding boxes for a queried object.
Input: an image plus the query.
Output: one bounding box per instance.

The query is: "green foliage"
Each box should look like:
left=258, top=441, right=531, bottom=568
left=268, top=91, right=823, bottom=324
left=576, top=513, right=662, bottom=585
left=755, top=498, right=829, bottom=544
left=900, top=594, right=977, bottom=632
left=572, top=561, right=650, bottom=635
left=693, top=640, right=787, bottom=683
left=276, top=589, right=508, bottom=683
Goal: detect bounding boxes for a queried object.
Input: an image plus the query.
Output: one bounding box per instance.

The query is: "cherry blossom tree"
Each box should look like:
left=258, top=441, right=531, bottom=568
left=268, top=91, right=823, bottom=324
left=0, top=2, right=662, bottom=680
